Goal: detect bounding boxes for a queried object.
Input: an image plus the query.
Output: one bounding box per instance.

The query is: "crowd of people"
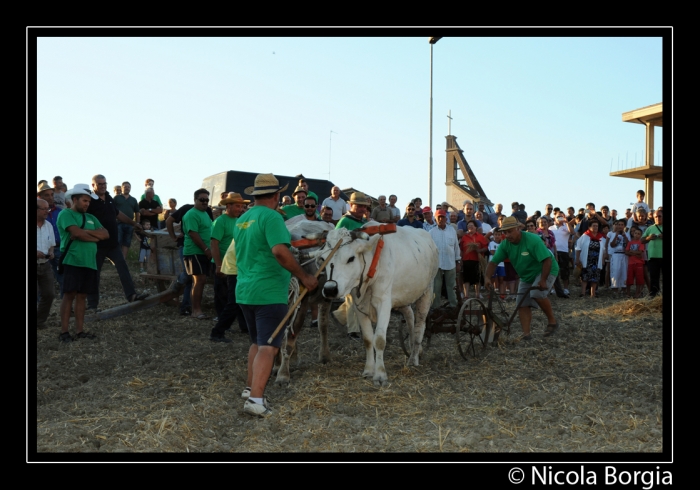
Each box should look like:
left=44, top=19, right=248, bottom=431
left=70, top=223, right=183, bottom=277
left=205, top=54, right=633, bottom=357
left=37, top=173, right=664, bottom=418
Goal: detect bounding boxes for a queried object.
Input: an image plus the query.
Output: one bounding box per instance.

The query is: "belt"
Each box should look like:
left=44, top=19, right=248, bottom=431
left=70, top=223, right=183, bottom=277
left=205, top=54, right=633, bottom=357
left=37, top=259, right=49, bottom=265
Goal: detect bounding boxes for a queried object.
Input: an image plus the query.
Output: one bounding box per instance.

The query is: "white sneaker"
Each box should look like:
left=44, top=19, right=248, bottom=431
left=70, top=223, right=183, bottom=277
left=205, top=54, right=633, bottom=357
left=243, top=398, right=272, bottom=418
left=241, top=387, right=251, bottom=400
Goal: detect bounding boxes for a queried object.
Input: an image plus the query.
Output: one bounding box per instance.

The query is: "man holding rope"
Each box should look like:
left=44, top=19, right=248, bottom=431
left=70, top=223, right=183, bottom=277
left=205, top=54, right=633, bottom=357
left=484, top=217, right=560, bottom=340
left=235, top=174, right=318, bottom=418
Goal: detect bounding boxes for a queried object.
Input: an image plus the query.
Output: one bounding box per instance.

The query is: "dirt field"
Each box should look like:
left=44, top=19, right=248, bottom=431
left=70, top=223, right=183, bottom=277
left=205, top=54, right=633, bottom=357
left=34, top=248, right=664, bottom=456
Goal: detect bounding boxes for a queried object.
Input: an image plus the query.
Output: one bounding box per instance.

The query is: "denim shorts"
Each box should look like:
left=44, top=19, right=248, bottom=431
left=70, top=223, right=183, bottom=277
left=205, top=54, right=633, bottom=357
left=117, top=223, right=134, bottom=248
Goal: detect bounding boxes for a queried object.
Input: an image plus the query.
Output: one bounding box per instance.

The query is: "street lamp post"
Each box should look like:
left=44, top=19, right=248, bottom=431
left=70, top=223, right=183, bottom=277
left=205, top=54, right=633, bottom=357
left=429, top=37, right=441, bottom=208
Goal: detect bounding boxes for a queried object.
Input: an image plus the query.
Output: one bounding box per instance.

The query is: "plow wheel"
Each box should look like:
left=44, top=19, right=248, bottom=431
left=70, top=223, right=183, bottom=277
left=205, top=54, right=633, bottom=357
left=456, top=298, right=488, bottom=360
left=489, top=294, right=510, bottom=341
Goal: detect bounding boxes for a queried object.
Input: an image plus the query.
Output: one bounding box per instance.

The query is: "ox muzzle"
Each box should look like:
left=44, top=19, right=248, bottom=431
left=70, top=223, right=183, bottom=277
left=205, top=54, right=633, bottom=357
left=322, top=263, right=338, bottom=298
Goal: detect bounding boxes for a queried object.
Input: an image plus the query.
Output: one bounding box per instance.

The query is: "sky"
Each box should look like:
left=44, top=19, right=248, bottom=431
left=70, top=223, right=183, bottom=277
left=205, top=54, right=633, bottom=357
left=34, top=31, right=667, bottom=216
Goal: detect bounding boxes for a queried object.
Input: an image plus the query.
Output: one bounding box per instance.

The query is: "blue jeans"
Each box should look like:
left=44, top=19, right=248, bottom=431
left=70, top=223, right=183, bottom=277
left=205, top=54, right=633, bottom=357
left=87, top=245, right=137, bottom=309
left=178, top=245, right=192, bottom=313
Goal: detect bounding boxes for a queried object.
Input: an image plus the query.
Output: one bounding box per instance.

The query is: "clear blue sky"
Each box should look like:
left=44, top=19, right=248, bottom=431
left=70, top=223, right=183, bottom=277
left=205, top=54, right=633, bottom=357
left=35, top=33, right=665, bottom=215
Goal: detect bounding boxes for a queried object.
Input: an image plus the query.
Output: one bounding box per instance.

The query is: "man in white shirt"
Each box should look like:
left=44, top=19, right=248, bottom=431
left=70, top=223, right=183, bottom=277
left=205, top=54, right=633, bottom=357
left=321, top=186, right=347, bottom=224
left=387, top=194, right=401, bottom=223
left=429, top=209, right=461, bottom=308
left=37, top=198, right=56, bottom=329
left=550, top=212, right=575, bottom=294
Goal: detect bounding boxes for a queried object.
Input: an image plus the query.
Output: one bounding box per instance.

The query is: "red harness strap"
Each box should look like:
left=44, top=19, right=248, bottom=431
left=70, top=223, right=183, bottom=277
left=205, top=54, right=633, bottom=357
left=367, top=236, right=384, bottom=279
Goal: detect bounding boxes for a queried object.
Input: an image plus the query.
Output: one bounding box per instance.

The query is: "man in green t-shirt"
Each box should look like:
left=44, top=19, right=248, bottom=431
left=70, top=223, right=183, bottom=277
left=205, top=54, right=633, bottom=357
left=485, top=217, right=560, bottom=340
left=210, top=192, right=249, bottom=342
left=333, top=192, right=371, bottom=340
left=280, top=185, right=308, bottom=221
left=641, top=208, right=663, bottom=297
left=335, top=192, right=370, bottom=232
left=57, top=184, right=109, bottom=343
left=182, top=188, right=213, bottom=320
left=235, top=174, right=318, bottom=418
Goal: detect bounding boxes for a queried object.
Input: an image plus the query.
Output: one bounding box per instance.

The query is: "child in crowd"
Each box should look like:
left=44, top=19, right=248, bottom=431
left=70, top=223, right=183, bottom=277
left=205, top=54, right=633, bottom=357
left=600, top=224, right=610, bottom=288
left=607, top=219, right=628, bottom=295
left=136, top=219, right=153, bottom=273
left=488, top=229, right=506, bottom=299
left=625, top=226, right=646, bottom=298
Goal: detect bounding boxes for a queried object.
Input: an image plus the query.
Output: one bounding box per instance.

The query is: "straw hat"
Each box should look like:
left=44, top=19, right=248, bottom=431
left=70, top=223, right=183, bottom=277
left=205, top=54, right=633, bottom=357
left=37, top=182, right=53, bottom=196
left=348, top=192, right=371, bottom=206
left=499, top=216, right=520, bottom=230
left=244, top=173, right=289, bottom=196
left=219, top=192, right=250, bottom=206
left=292, top=185, right=307, bottom=196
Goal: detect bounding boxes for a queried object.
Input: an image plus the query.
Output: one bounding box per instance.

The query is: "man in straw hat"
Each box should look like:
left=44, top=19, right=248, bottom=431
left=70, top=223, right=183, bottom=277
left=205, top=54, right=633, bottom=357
left=336, top=191, right=370, bottom=231
left=235, top=174, right=318, bottom=417
left=280, top=184, right=308, bottom=221
left=332, top=192, right=371, bottom=340
left=484, top=217, right=560, bottom=340
left=209, top=192, right=249, bottom=342
left=38, top=182, right=65, bottom=296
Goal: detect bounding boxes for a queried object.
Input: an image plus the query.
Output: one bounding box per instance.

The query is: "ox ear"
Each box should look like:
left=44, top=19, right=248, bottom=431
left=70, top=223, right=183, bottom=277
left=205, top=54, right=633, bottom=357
left=355, top=233, right=382, bottom=254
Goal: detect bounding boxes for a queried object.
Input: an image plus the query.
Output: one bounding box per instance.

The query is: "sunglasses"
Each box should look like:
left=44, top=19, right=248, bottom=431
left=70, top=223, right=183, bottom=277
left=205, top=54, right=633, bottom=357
left=304, top=204, right=316, bottom=208
left=198, top=198, right=209, bottom=203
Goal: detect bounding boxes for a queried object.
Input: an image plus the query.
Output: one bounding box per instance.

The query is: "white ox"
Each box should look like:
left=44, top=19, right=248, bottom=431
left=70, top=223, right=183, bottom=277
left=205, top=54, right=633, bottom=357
left=321, top=222, right=439, bottom=386
left=274, top=219, right=336, bottom=384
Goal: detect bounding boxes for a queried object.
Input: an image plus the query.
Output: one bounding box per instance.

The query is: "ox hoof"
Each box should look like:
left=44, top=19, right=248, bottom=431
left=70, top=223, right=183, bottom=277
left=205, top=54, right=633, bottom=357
left=362, top=370, right=374, bottom=379
left=320, top=354, right=331, bottom=364
left=373, top=377, right=389, bottom=387
left=274, top=375, right=290, bottom=384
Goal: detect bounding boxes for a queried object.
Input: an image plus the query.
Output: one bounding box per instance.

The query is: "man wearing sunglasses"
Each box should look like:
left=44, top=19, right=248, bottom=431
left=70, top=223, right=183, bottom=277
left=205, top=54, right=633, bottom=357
left=182, top=188, right=214, bottom=320
left=303, top=196, right=321, bottom=221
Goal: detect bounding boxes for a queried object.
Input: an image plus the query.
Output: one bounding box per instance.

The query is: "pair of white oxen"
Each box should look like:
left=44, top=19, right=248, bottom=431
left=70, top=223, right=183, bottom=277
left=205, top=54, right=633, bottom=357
left=277, top=219, right=439, bottom=386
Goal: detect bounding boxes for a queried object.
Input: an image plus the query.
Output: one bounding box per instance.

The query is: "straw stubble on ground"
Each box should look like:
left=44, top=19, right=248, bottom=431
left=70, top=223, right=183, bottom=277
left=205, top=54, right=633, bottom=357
left=36, top=252, right=663, bottom=453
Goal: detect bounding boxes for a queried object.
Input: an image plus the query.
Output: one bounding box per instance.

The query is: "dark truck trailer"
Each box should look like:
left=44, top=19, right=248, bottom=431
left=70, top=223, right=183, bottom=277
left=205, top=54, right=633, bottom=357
left=201, top=171, right=348, bottom=203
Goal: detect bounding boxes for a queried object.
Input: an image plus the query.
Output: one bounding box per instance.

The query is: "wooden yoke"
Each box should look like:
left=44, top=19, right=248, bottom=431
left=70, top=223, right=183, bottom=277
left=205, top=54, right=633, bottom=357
left=361, top=223, right=397, bottom=236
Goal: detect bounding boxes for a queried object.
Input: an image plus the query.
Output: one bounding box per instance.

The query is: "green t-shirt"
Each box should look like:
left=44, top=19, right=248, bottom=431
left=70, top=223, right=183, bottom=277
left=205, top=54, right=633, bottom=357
left=210, top=214, right=237, bottom=263
left=281, top=204, right=305, bottom=221
left=57, top=209, right=103, bottom=270
left=182, top=207, right=212, bottom=256
left=491, top=230, right=559, bottom=283
left=336, top=214, right=366, bottom=231
left=113, top=195, right=139, bottom=220
left=233, top=205, right=291, bottom=305
left=642, top=224, right=663, bottom=259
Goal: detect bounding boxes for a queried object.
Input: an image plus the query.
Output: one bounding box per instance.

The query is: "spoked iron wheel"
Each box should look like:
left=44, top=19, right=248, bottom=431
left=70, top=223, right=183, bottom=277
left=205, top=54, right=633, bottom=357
left=456, top=298, right=488, bottom=360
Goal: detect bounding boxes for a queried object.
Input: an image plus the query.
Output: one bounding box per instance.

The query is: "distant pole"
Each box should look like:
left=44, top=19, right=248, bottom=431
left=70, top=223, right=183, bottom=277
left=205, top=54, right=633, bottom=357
left=329, top=130, right=337, bottom=180
left=428, top=37, right=441, bottom=209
